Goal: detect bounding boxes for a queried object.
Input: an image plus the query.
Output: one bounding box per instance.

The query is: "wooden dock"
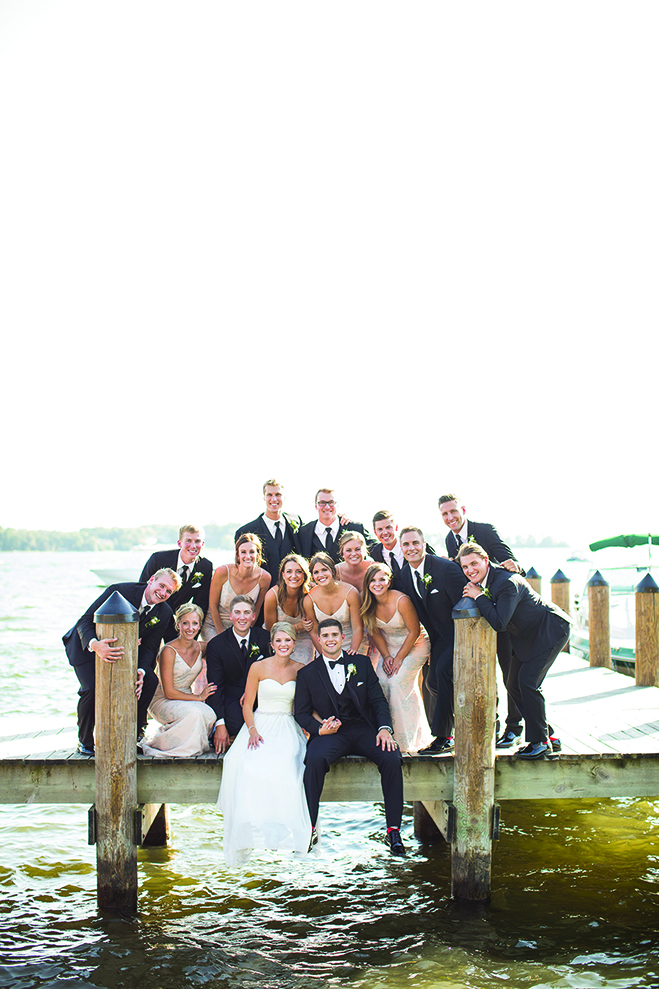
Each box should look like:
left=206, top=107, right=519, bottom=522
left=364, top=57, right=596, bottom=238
left=3, top=653, right=659, bottom=807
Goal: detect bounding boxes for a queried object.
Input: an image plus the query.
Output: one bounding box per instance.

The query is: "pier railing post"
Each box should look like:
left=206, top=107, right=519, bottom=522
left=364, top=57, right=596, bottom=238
left=451, top=597, right=497, bottom=901
left=636, top=573, right=659, bottom=687
left=525, top=567, right=541, bottom=595
left=587, top=571, right=611, bottom=669
left=551, top=570, right=571, bottom=652
left=94, top=591, right=139, bottom=913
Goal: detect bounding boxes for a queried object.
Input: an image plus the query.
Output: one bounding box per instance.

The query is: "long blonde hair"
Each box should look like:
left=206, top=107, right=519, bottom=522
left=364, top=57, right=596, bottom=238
left=360, top=562, right=393, bottom=634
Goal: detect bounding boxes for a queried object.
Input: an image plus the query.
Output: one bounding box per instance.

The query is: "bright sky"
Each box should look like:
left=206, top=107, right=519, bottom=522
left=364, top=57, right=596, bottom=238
left=1, top=1, right=656, bottom=547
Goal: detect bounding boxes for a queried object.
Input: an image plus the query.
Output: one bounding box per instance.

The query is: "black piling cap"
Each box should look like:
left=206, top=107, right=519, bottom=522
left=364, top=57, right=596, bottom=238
left=551, top=569, right=570, bottom=583
left=94, top=591, right=139, bottom=624
left=452, top=596, right=482, bottom=620
left=636, top=572, right=659, bottom=594
left=526, top=566, right=540, bottom=579
left=587, top=570, right=609, bottom=587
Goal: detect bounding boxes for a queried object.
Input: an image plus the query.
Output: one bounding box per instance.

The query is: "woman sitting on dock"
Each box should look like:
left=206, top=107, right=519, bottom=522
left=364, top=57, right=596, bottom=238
left=308, top=552, right=367, bottom=655
left=360, top=563, right=432, bottom=753
left=263, top=553, right=316, bottom=665
left=141, top=604, right=218, bottom=758
left=206, top=533, right=271, bottom=636
left=336, top=531, right=373, bottom=593
left=457, top=542, right=570, bottom=760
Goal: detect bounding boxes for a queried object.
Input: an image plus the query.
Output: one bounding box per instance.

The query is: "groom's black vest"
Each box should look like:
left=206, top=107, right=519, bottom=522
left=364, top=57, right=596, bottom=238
left=330, top=681, right=362, bottom=722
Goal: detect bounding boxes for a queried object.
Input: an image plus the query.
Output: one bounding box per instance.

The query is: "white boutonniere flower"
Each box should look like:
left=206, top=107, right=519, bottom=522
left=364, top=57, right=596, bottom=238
left=346, top=663, right=357, bottom=681
left=145, top=616, right=160, bottom=628
left=422, top=574, right=433, bottom=588
left=192, top=571, right=204, bottom=583
left=249, top=645, right=262, bottom=659
left=288, top=517, right=300, bottom=534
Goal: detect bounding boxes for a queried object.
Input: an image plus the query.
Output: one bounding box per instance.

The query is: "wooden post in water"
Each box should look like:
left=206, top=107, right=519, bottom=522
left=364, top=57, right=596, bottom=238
left=587, top=571, right=611, bottom=669
left=94, top=591, right=139, bottom=913
left=451, top=597, right=497, bottom=901
left=551, top=570, right=571, bottom=652
left=525, top=567, right=541, bottom=595
left=636, top=573, right=659, bottom=687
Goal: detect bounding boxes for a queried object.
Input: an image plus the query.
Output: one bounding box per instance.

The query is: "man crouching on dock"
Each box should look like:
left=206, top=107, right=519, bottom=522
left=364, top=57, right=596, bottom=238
left=63, top=569, right=180, bottom=755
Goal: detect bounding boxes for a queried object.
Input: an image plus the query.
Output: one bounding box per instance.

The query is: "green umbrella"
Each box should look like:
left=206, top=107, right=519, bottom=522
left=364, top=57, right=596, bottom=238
left=589, top=534, right=659, bottom=562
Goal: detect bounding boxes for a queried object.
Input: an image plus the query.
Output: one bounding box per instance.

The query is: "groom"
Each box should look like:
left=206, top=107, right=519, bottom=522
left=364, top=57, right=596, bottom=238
left=294, top=618, right=405, bottom=855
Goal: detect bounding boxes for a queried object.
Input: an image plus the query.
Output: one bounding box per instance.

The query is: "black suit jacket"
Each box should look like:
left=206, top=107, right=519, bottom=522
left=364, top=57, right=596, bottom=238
left=62, top=582, right=173, bottom=671
left=139, top=550, right=214, bottom=639
left=472, top=566, right=571, bottom=662
left=396, top=555, right=467, bottom=646
left=234, top=513, right=301, bottom=582
left=296, top=520, right=375, bottom=563
left=294, top=653, right=393, bottom=737
left=446, top=521, right=524, bottom=574
left=204, top=625, right=272, bottom=723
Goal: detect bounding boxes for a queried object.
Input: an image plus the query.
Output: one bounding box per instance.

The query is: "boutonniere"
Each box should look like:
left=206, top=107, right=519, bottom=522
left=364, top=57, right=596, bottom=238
left=288, top=516, right=300, bottom=534
left=145, top=616, right=161, bottom=628
left=191, top=571, right=204, bottom=583
left=422, top=573, right=433, bottom=588
left=249, top=644, right=261, bottom=658
left=346, top=663, right=357, bottom=681
left=482, top=587, right=493, bottom=600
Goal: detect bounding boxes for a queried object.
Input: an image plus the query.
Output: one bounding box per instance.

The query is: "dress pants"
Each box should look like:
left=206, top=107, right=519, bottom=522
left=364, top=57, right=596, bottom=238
left=426, top=636, right=455, bottom=739
left=303, top=719, right=403, bottom=828
left=506, top=625, right=570, bottom=744
left=497, top=630, right=524, bottom=731
left=74, top=659, right=158, bottom=747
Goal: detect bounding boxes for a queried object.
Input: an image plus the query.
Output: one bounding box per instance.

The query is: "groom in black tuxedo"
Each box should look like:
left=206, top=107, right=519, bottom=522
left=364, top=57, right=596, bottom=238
left=139, top=524, right=213, bottom=642
left=205, top=594, right=272, bottom=752
left=294, top=618, right=405, bottom=855
left=396, top=527, right=467, bottom=754
left=63, top=569, right=180, bottom=754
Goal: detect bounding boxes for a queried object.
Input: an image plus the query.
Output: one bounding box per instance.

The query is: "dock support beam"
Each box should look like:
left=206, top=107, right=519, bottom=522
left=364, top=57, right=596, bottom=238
left=94, top=592, right=139, bottom=913
left=451, top=599, right=497, bottom=901
left=636, top=573, right=659, bottom=687
left=551, top=570, right=571, bottom=651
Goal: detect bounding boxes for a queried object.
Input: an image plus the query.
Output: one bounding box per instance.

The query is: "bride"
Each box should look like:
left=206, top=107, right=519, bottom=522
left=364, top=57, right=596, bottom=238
left=217, top=621, right=311, bottom=866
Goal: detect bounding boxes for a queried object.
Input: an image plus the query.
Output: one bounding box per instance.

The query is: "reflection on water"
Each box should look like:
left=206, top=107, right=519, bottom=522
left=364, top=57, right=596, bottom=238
left=2, top=797, right=659, bottom=989
left=2, top=551, right=659, bottom=988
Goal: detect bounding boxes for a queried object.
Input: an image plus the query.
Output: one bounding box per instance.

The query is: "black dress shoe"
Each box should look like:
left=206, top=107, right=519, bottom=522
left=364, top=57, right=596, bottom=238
left=77, top=741, right=95, bottom=756
left=386, top=828, right=406, bottom=856
left=516, top=742, right=549, bottom=760
left=496, top=729, right=523, bottom=749
left=549, top=735, right=562, bottom=753
left=418, top=737, right=453, bottom=754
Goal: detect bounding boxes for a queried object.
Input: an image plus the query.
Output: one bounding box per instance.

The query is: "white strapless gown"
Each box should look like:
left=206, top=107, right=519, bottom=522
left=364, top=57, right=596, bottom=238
left=217, top=678, right=311, bottom=867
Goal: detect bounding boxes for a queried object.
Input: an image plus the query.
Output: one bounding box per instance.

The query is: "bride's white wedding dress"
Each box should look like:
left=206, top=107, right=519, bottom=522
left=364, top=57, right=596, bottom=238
left=217, top=678, right=311, bottom=867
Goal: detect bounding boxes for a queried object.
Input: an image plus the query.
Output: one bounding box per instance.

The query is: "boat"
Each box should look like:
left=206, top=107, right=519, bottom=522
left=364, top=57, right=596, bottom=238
left=570, top=534, right=659, bottom=677
left=91, top=568, right=139, bottom=585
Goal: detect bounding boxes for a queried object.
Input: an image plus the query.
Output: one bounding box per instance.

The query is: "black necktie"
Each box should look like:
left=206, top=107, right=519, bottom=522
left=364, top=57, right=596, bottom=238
left=240, top=638, right=248, bottom=662
left=180, top=565, right=189, bottom=584
left=415, top=571, right=425, bottom=598
left=325, top=527, right=333, bottom=553
left=388, top=553, right=400, bottom=576
left=274, top=521, right=283, bottom=545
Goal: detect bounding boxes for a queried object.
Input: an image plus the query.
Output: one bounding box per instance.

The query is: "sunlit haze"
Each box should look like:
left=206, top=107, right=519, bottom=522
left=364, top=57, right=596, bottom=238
left=1, top=1, right=656, bottom=547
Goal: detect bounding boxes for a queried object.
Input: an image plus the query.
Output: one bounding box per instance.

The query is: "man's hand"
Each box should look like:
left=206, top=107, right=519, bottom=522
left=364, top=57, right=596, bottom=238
left=500, top=559, right=520, bottom=573
left=376, top=728, right=398, bottom=751
left=214, top=724, right=230, bottom=753
left=462, top=581, right=483, bottom=600
left=92, top=638, right=124, bottom=663
left=318, top=717, right=341, bottom=736
left=134, top=669, right=144, bottom=698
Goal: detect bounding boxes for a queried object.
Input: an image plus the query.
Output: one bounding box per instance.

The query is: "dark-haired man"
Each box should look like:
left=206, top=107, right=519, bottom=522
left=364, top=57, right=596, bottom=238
left=296, top=488, right=373, bottom=563
left=370, top=510, right=435, bottom=578
left=234, top=479, right=302, bottom=582
left=294, top=618, right=405, bottom=855
left=398, top=526, right=467, bottom=754
left=140, top=524, right=213, bottom=641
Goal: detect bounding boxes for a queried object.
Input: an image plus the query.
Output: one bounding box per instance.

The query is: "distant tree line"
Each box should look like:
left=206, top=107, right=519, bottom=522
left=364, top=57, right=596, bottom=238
left=0, top=524, right=239, bottom=552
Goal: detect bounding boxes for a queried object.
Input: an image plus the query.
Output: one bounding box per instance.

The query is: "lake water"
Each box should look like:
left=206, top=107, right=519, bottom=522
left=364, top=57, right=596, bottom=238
left=2, top=549, right=659, bottom=989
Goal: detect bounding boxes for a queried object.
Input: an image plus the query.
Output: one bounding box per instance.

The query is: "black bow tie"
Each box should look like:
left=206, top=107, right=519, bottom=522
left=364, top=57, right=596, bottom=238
left=327, top=659, right=342, bottom=670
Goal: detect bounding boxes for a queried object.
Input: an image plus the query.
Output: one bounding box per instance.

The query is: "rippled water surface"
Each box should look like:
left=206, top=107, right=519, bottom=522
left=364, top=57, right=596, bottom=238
left=2, top=551, right=659, bottom=989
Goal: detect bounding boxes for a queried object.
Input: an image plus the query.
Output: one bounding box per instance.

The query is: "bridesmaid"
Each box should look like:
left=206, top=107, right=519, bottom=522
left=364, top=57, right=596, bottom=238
left=207, top=533, right=271, bottom=636
left=263, top=553, right=316, bottom=665
left=141, top=604, right=218, bottom=757
left=360, top=563, right=431, bottom=753
left=309, top=552, right=366, bottom=656
left=336, top=530, right=373, bottom=593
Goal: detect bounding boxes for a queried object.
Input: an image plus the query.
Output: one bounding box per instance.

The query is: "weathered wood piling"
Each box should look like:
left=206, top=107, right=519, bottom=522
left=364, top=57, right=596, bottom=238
left=636, top=573, right=659, bottom=687
left=587, top=571, right=612, bottom=669
left=551, top=570, right=571, bottom=652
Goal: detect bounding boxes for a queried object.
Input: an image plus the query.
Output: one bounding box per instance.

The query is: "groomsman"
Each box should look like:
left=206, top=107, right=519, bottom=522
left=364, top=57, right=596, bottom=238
left=140, top=524, right=213, bottom=641
left=234, top=479, right=302, bottom=582
left=205, top=595, right=272, bottom=753
left=296, top=488, right=373, bottom=563
left=63, top=569, right=180, bottom=755
left=370, top=510, right=435, bottom=578
left=439, top=493, right=525, bottom=745
left=397, top=527, right=467, bottom=753
left=294, top=618, right=405, bottom=855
